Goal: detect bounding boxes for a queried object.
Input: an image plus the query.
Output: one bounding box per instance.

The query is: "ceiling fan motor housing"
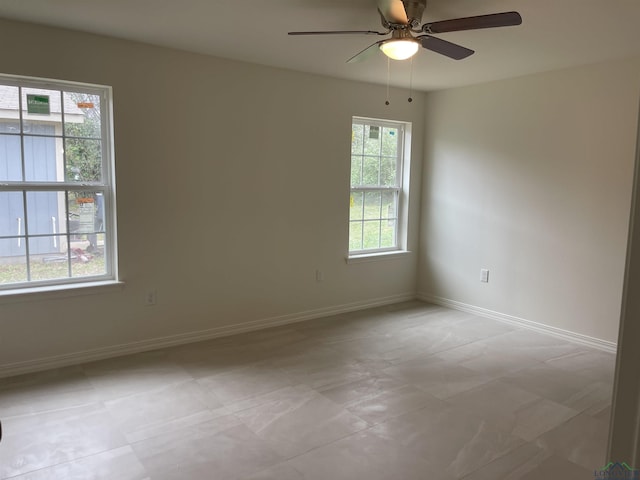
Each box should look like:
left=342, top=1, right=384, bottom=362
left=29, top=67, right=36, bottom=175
left=402, top=0, right=426, bottom=26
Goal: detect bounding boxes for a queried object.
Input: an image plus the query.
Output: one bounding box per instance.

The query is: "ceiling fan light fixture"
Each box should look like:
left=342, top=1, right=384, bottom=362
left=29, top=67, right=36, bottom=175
left=379, top=39, right=419, bottom=60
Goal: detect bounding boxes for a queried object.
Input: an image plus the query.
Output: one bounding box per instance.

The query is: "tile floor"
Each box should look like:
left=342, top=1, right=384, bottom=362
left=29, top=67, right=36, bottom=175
left=0, top=301, right=615, bottom=479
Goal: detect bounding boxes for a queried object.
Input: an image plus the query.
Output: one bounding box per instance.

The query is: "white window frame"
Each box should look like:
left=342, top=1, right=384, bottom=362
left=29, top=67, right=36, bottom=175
left=0, top=73, right=118, bottom=294
left=348, top=116, right=411, bottom=261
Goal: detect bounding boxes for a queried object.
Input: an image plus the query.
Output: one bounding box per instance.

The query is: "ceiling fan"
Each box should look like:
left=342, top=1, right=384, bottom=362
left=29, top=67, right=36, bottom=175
left=288, top=0, right=522, bottom=63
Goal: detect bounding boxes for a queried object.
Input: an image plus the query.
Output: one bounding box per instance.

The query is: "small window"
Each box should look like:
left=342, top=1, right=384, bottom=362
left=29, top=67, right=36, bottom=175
left=0, top=74, right=117, bottom=290
left=349, top=117, right=410, bottom=255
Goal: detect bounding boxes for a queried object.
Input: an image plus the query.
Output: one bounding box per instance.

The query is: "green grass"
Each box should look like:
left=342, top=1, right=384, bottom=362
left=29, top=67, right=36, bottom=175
left=0, top=255, right=105, bottom=284
left=349, top=193, right=397, bottom=251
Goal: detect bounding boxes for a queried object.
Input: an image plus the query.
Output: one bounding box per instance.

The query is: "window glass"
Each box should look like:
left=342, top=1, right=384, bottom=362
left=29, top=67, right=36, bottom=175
left=64, top=93, right=102, bottom=139
left=65, top=138, right=102, bottom=183
left=0, top=134, right=22, bottom=181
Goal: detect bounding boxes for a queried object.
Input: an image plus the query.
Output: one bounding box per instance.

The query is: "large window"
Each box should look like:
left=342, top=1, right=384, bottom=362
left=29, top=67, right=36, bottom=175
left=0, top=74, right=117, bottom=290
left=349, top=117, right=409, bottom=255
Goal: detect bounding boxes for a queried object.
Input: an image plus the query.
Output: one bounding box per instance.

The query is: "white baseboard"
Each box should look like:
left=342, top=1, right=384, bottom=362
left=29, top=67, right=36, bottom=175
left=418, top=292, right=617, bottom=354
left=0, top=292, right=415, bottom=379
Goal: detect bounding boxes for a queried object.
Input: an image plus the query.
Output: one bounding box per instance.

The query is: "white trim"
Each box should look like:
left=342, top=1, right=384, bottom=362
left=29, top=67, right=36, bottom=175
left=418, top=292, right=617, bottom=353
left=0, top=280, right=124, bottom=304
left=349, top=117, right=411, bottom=255
left=0, top=292, right=415, bottom=378
left=346, top=250, right=412, bottom=264
left=0, top=73, right=118, bottom=291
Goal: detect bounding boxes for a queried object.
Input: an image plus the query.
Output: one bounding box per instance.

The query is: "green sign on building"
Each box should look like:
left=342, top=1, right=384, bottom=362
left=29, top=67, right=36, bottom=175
left=26, top=94, right=50, bottom=114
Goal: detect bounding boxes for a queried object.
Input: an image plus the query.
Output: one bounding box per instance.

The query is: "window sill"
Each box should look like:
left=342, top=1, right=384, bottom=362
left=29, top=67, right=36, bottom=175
left=0, top=280, right=125, bottom=305
left=346, top=250, right=412, bottom=264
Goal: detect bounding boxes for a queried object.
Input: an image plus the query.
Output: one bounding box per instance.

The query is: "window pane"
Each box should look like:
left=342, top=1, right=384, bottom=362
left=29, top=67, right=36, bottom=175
left=350, top=155, right=362, bottom=186
left=362, top=156, right=379, bottom=186
left=0, top=85, right=20, bottom=133
left=0, top=192, right=24, bottom=239
left=380, top=156, right=397, bottom=187
left=72, top=233, right=106, bottom=278
left=65, top=138, right=102, bottom=183
left=0, top=134, right=22, bottom=181
left=68, top=191, right=103, bottom=238
left=29, top=236, right=70, bottom=281
left=350, top=192, right=363, bottom=221
left=381, top=127, right=399, bottom=156
left=24, top=135, right=63, bottom=181
left=362, top=221, right=381, bottom=249
left=364, top=125, right=381, bottom=156
left=26, top=191, right=67, bottom=236
left=381, top=220, right=396, bottom=248
left=21, top=88, right=63, bottom=136
left=64, top=93, right=102, bottom=139
left=351, top=124, right=364, bottom=155
left=349, top=221, right=363, bottom=251
left=30, top=234, right=67, bottom=261
left=363, top=191, right=382, bottom=220
left=382, top=191, right=397, bottom=220
left=0, top=239, right=27, bottom=284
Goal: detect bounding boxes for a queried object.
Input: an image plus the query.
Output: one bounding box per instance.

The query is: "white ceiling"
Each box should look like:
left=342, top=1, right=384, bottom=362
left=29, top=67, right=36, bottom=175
left=1, top=0, right=640, bottom=91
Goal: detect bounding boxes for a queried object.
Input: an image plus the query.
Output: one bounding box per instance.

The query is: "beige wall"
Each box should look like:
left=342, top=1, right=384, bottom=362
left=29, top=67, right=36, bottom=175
left=0, top=19, right=424, bottom=372
left=2, top=16, right=639, bottom=374
left=418, top=57, right=640, bottom=343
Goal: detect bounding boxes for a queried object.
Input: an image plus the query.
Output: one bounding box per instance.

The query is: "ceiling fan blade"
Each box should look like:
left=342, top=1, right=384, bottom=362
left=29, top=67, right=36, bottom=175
left=377, top=0, right=408, bottom=25
left=419, top=35, right=474, bottom=60
left=347, top=41, right=385, bottom=64
left=423, top=11, right=522, bottom=34
left=289, top=30, right=387, bottom=36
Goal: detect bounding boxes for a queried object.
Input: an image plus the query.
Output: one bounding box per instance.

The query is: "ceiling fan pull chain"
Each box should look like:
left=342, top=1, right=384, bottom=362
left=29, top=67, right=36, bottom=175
left=408, top=56, right=414, bottom=103
left=385, top=56, right=391, bottom=105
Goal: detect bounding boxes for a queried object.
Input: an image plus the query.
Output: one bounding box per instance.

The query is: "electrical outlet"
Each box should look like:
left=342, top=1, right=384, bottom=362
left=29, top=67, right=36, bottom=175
left=316, top=269, right=324, bottom=282
left=480, top=269, right=489, bottom=283
left=145, top=289, right=157, bottom=306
